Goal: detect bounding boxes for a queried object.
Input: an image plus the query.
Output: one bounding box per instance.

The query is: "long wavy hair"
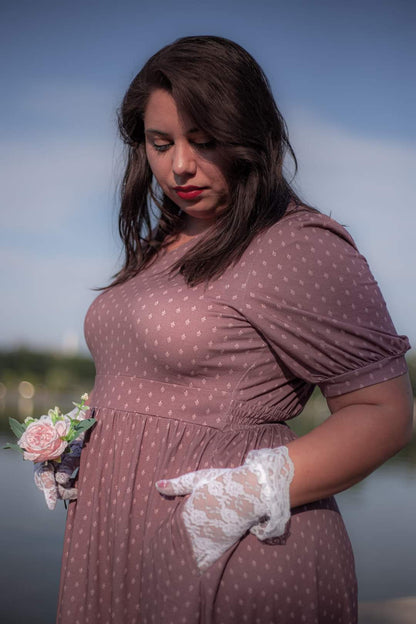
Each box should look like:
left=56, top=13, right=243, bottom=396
left=108, top=35, right=307, bottom=288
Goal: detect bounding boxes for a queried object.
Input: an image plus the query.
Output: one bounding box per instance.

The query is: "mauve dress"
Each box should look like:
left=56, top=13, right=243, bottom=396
left=56, top=209, right=410, bottom=624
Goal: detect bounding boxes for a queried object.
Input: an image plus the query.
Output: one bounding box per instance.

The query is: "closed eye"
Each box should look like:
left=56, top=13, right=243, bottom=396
left=148, top=138, right=216, bottom=153
left=152, top=142, right=172, bottom=152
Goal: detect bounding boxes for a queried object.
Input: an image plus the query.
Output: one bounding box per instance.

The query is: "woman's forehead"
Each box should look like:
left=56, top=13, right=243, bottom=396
left=144, top=89, right=200, bottom=133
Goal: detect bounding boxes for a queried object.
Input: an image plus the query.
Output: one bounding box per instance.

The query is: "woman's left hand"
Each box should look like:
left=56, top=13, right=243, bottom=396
left=156, top=465, right=268, bottom=572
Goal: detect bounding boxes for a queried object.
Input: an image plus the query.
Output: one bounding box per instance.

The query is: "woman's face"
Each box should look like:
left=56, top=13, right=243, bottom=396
left=144, top=89, right=229, bottom=232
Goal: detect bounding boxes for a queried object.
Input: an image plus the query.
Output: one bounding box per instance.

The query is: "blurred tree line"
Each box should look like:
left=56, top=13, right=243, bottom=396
left=0, top=347, right=415, bottom=433
left=0, top=348, right=96, bottom=427
left=1, top=347, right=414, bottom=395
left=0, top=347, right=95, bottom=393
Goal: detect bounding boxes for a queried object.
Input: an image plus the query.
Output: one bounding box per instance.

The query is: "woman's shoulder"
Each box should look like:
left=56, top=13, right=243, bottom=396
left=244, top=203, right=369, bottom=292
left=262, top=204, right=357, bottom=251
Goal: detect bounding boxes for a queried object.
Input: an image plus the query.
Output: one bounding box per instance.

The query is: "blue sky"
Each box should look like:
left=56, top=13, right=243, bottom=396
left=1, top=0, right=415, bottom=352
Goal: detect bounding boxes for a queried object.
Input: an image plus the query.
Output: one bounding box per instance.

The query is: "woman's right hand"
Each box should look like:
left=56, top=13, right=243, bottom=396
left=33, top=439, right=83, bottom=510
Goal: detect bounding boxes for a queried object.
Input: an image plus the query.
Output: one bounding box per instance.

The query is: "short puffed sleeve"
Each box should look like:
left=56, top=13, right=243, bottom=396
left=241, top=210, right=410, bottom=397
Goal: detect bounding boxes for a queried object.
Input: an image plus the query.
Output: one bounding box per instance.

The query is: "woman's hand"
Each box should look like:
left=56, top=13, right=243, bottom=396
left=156, top=447, right=294, bottom=572
left=33, top=438, right=83, bottom=510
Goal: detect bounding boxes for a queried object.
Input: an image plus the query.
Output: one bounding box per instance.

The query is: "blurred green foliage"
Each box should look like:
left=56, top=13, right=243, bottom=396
left=0, top=347, right=414, bottom=431
left=1, top=347, right=415, bottom=396
left=0, top=348, right=95, bottom=430
left=1, top=347, right=415, bottom=463
left=0, top=347, right=95, bottom=392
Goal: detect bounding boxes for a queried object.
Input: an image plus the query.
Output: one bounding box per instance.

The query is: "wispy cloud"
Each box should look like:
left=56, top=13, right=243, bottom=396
left=0, top=246, right=117, bottom=351
left=0, top=136, right=118, bottom=233
left=0, top=84, right=123, bottom=350
left=287, top=108, right=416, bottom=341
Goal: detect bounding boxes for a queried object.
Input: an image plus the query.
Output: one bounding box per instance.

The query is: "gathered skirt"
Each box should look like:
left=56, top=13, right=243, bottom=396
left=56, top=398, right=357, bottom=624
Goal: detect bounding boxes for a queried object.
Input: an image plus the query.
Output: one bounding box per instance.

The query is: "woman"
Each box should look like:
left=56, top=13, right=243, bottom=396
left=43, top=36, right=412, bottom=623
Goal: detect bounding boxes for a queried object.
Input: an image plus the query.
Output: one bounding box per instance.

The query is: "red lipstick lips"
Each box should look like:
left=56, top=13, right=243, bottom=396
left=174, top=186, right=205, bottom=200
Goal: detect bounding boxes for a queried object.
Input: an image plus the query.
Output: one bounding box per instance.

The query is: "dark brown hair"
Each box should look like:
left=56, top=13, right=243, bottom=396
left=110, top=35, right=306, bottom=288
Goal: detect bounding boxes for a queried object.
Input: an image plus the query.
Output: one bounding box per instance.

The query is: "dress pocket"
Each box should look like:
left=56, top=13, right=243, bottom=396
left=140, top=499, right=201, bottom=623
left=145, top=498, right=200, bottom=580
left=169, top=499, right=202, bottom=575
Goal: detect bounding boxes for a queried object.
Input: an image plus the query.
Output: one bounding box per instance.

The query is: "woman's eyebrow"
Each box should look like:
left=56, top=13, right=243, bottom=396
left=144, top=129, right=169, bottom=136
left=144, top=127, right=202, bottom=136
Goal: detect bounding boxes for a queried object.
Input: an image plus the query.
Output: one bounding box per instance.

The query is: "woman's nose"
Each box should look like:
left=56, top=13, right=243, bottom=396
left=172, top=142, right=197, bottom=177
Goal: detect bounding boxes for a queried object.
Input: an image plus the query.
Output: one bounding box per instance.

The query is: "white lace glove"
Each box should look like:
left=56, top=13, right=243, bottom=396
left=33, top=437, right=84, bottom=510
left=155, top=446, right=294, bottom=572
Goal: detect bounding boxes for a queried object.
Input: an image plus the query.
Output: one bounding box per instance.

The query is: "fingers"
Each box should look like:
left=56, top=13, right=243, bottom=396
left=56, top=452, right=81, bottom=485
left=57, top=483, right=78, bottom=501
left=55, top=469, right=73, bottom=486
left=34, top=457, right=80, bottom=507
left=155, top=473, right=197, bottom=495
left=33, top=463, right=58, bottom=510
left=156, top=468, right=227, bottom=496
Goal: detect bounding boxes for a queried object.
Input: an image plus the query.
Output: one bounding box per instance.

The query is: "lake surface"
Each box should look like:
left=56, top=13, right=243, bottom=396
left=1, top=429, right=415, bottom=624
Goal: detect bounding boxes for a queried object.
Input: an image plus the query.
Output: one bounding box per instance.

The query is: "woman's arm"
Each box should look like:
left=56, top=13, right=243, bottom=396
left=156, top=373, right=413, bottom=571
left=287, top=372, right=414, bottom=508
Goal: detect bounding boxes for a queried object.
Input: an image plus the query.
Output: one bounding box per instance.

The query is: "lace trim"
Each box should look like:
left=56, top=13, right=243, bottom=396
left=245, top=446, right=294, bottom=540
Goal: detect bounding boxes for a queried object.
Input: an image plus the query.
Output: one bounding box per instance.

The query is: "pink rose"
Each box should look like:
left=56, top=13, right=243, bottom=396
left=18, top=417, right=70, bottom=462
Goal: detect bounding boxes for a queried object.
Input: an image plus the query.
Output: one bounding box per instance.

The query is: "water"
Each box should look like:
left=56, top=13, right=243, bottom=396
left=338, top=457, right=416, bottom=601
left=1, top=431, right=415, bottom=624
left=0, top=433, right=67, bottom=624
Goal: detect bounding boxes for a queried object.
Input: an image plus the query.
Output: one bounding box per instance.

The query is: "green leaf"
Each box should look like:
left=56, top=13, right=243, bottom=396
left=9, top=417, right=26, bottom=440
left=3, top=442, right=24, bottom=453
left=73, top=418, right=96, bottom=436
